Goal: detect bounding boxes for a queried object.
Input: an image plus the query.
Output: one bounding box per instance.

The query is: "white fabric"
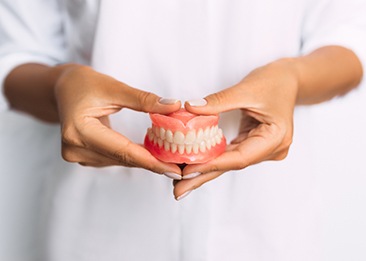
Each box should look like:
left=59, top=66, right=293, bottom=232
left=1, top=0, right=366, bottom=260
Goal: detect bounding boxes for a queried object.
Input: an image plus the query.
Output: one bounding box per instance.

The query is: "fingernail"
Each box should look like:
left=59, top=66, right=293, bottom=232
left=186, top=98, right=207, bottom=107
left=163, top=172, right=182, bottom=180
left=176, top=190, right=192, bottom=201
left=159, top=98, right=179, bottom=105
left=183, top=172, right=201, bottom=179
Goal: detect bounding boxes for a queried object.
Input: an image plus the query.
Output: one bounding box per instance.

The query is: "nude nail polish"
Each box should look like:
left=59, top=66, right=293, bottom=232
left=183, top=172, right=201, bottom=179
left=163, top=172, right=182, bottom=180
left=159, top=98, right=179, bottom=105
left=176, top=190, right=192, bottom=201
left=186, top=98, right=207, bottom=107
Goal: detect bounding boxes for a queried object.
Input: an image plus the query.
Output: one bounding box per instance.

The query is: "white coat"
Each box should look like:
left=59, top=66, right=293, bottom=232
left=1, top=0, right=366, bottom=260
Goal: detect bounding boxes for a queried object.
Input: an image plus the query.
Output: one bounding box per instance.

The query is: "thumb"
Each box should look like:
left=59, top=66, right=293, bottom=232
left=184, top=85, right=248, bottom=115
left=119, top=84, right=181, bottom=114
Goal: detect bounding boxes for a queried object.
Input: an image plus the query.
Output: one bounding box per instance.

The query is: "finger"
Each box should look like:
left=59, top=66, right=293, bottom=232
left=81, top=118, right=182, bottom=174
left=184, top=84, right=252, bottom=115
left=62, top=144, right=134, bottom=167
left=173, top=170, right=224, bottom=200
left=182, top=123, right=282, bottom=175
left=116, top=84, right=181, bottom=114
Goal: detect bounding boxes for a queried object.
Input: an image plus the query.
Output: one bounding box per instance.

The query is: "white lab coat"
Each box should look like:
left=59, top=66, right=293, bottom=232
left=1, top=0, right=366, bottom=260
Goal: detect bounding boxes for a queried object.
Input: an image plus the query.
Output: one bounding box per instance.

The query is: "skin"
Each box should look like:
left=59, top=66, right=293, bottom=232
left=4, top=46, right=363, bottom=200
left=5, top=64, right=182, bottom=174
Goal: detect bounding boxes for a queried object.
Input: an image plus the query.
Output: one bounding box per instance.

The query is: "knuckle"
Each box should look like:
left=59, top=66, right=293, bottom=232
left=279, top=128, right=293, bottom=152
left=61, top=125, right=83, bottom=147
left=61, top=146, right=79, bottom=163
left=272, top=121, right=293, bottom=150
left=208, top=164, right=219, bottom=173
left=138, top=91, right=156, bottom=111
left=237, top=160, right=249, bottom=170
left=236, top=151, right=250, bottom=169
left=283, top=134, right=293, bottom=149
left=111, top=149, right=134, bottom=166
left=207, top=91, right=226, bottom=106
left=274, top=149, right=289, bottom=161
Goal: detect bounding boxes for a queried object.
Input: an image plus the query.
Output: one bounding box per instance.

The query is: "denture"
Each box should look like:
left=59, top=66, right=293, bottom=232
left=144, top=109, right=226, bottom=164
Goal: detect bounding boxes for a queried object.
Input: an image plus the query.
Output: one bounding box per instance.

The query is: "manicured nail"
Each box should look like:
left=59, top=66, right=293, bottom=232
left=176, top=190, right=192, bottom=201
left=159, top=98, right=179, bottom=105
left=183, top=172, right=201, bottom=179
left=186, top=98, right=207, bottom=107
left=163, top=172, right=182, bottom=180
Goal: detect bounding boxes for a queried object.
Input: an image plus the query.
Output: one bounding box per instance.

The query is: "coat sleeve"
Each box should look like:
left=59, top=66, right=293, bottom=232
left=301, top=0, right=366, bottom=83
left=0, top=0, right=67, bottom=111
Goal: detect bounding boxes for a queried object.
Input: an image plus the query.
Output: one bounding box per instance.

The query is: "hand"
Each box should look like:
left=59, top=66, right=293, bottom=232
left=173, top=59, right=298, bottom=200
left=54, top=65, right=182, bottom=175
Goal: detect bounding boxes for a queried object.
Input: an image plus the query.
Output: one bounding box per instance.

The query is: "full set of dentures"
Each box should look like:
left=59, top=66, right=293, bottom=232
left=144, top=109, right=226, bottom=164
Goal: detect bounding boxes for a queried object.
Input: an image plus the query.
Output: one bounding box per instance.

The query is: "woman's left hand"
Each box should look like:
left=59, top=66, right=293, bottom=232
left=173, top=59, right=299, bottom=200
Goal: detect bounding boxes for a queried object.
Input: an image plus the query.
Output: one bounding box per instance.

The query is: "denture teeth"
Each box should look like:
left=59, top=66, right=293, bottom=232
left=210, top=126, right=216, bottom=137
left=199, top=141, right=206, bottom=153
left=171, top=143, right=177, bottom=153
left=148, top=128, right=154, bottom=141
left=185, top=130, right=196, bottom=144
left=178, top=145, right=185, bottom=154
left=166, top=130, right=173, bottom=143
left=218, top=129, right=223, bottom=139
left=159, top=128, right=166, bottom=140
left=148, top=125, right=224, bottom=154
left=186, top=144, right=192, bottom=154
left=164, top=140, right=170, bottom=151
left=204, top=127, right=210, bottom=139
left=211, top=137, right=216, bottom=147
left=193, top=144, right=199, bottom=154
left=215, top=135, right=222, bottom=145
left=154, top=126, right=160, bottom=138
left=214, top=125, right=218, bottom=134
left=158, top=139, right=163, bottom=148
left=173, top=131, right=185, bottom=145
left=206, top=139, right=212, bottom=150
left=196, top=129, right=204, bottom=143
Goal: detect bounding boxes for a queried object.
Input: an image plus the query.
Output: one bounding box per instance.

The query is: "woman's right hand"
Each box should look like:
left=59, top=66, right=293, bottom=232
left=54, top=65, right=182, bottom=175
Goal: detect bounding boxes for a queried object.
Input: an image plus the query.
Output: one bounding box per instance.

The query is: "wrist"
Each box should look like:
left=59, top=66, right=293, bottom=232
left=257, top=57, right=301, bottom=105
left=4, top=63, right=87, bottom=122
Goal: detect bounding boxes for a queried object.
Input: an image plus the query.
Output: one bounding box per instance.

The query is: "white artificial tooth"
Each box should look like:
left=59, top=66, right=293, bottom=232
left=206, top=139, right=212, bottom=150
left=185, top=130, right=196, bottom=144
left=166, top=130, right=173, bottom=143
left=158, top=139, right=163, bottom=148
left=154, top=126, right=160, bottom=138
left=211, top=137, right=216, bottom=147
left=196, top=129, right=204, bottom=143
left=210, top=126, right=215, bottom=138
left=193, top=144, right=199, bottom=154
left=218, top=128, right=223, bottom=139
left=200, top=141, right=206, bottom=153
left=215, top=135, right=222, bottom=144
left=153, top=136, right=158, bottom=145
left=171, top=143, right=177, bottom=153
left=148, top=128, right=154, bottom=141
left=178, top=145, right=185, bottom=154
left=204, top=127, right=210, bottom=139
left=164, top=140, right=170, bottom=151
left=159, top=128, right=166, bottom=140
left=186, top=144, right=192, bottom=154
left=214, top=125, right=218, bottom=135
left=173, top=131, right=185, bottom=145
